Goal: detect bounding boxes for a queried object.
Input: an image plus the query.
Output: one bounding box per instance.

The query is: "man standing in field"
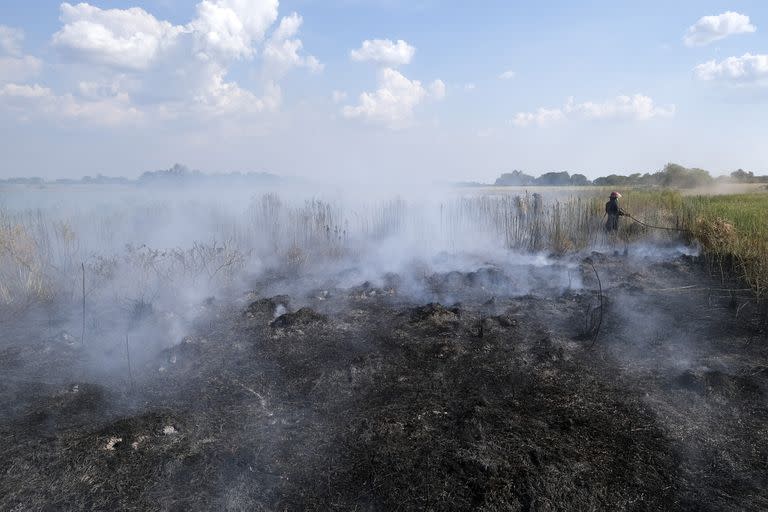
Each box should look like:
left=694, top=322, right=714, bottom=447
left=605, top=191, right=626, bottom=232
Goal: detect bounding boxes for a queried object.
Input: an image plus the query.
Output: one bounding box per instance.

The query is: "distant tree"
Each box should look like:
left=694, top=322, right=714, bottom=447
left=139, top=163, right=202, bottom=184
left=654, top=163, right=712, bottom=188
left=570, top=173, right=591, bottom=186
left=730, top=169, right=755, bottom=182
left=593, top=174, right=630, bottom=186
left=494, top=170, right=536, bottom=186
left=2, top=177, right=44, bottom=185
left=535, top=171, right=571, bottom=186
left=490, top=163, right=725, bottom=189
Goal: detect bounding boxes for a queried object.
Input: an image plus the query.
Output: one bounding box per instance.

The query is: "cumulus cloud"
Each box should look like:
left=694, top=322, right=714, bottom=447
left=566, top=95, right=675, bottom=121
left=0, top=83, right=51, bottom=100
left=0, top=73, right=273, bottom=126
left=499, top=70, right=516, bottom=80
left=30, top=0, right=319, bottom=125
left=684, top=11, right=756, bottom=47
left=342, top=68, right=444, bottom=128
left=512, top=107, right=564, bottom=127
left=263, top=13, right=323, bottom=75
left=694, top=53, right=768, bottom=84
left=0, top=25, right=24, bottom=56
left=51, top=1, right=285, bottom=69
left=0, top=82, right=141, bottom=125
left=350, top=39, right=415, bottom=66
left=193, top=75, right=282, bottom=116
left=52, top=3, right=184, bottom=70
left=0, top=55, right=42, bottom=83
left=0, top=26, right=42, bottom=83
left=190, top=0, right=279, bottom=61
left=343, top=38, right=444, bottom=128
left=513, top=94, right=675, bottom=127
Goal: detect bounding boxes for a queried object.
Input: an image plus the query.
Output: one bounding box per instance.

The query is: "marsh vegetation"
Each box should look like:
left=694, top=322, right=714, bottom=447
left=1, top=183, right=767, bottom=511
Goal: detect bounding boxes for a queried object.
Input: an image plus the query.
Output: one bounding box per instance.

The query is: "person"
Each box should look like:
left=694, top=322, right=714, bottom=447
left=605, top=191, right=625, bottom=231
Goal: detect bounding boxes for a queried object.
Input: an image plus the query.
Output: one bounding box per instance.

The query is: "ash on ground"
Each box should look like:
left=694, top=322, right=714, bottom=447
left=1, top=251, right=767, bottom=511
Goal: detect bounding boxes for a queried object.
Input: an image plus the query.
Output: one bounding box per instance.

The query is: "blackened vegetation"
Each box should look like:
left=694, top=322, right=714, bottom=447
left=270, top=307, right=327, bottom=329
left=2, top=254, right=768, bottom=511
left=245, top=295, right=290, bottom=320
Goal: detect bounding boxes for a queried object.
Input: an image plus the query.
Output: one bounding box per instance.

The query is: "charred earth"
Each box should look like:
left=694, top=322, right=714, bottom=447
left=1, top=250, right=767, bottom=511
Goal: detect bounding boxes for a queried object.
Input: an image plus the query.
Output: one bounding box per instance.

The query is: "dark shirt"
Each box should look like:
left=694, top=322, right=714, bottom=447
left=605, top=199, right=623, bottom=216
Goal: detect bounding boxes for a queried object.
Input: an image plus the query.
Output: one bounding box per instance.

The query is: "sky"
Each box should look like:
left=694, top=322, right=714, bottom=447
left=0, top=0, right=767, bottom=183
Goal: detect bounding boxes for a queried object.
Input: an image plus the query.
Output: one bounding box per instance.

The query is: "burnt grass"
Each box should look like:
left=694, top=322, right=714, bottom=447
left=2, top=252, right=768, bottom=511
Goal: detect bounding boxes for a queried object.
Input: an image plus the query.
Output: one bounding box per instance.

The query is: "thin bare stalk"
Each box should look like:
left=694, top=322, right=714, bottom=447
left=81, top=262, right=85, bottom=345
left=125, top=333, right=135, bottom=393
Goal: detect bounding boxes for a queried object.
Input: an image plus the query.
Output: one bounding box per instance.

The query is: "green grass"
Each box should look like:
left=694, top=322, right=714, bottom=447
left=684, top=193, right=768, bottom=298
left=596, top=189, right=768, bottom=298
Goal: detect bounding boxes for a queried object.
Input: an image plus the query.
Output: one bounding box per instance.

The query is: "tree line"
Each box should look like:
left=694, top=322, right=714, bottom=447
left=0, top=164, right=283, bottom=186
left=494, top=163, right=768, bottom=188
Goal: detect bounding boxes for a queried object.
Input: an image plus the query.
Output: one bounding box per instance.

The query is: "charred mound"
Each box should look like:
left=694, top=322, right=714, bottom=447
left=408, top=303, right=461, bottom=334
left=270, top=307, right=327, bottom=329
left=245, top=295, right=290, bottom=318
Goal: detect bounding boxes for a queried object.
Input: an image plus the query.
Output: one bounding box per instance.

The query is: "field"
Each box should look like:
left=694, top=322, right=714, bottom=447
left=1, top=183, right=767, bottom=511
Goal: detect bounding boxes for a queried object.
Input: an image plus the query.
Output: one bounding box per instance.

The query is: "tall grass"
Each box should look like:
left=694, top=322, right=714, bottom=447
left=577, top=189, right=767, bottom=299
left=684, top=194, right=768, bottom=299
left=0, top=188, right=765, bottom=316
left=452, top=188, right=767, bottom=301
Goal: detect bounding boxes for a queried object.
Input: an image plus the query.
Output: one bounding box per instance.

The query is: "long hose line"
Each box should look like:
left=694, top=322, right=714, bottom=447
left=625, top=213, right=691, bottom=233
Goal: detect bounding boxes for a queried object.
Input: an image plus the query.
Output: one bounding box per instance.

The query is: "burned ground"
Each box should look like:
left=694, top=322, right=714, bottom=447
left=1, top=250, right=767, bottom=511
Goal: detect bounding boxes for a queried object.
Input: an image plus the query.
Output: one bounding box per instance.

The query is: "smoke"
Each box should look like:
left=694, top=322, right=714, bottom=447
left=5, top=179, right=766, bottom=511
left=0, top=181, right=698, bottom=388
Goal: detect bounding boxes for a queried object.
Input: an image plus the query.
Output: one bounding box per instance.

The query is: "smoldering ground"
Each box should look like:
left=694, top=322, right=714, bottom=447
left=1, top=184, right=767, bottom=511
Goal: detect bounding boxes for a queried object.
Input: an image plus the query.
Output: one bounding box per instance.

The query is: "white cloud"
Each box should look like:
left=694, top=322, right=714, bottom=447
left=684, top=11, right=756, bottom=47
left=0, top=82, right=142, bottom=125
left=342, top=67, right=444, bottom=128
left=0, top=55, right=42, bottom=83
left=429, top=79, right=446, bottom=100
left=566, top=94, right=675, bottom=121
left=77, top=78, right=124, bottom=100
left=0, top=72, right=276, bottom=126
left=193, top=75, right=281, bottom=116
left=512, top=107, right=564, bottom=127
left=0, top=25, right=24, bottom=56
left=263, top=13, right=323, bottom=75
left=694, top=53, right=768, bottom=84
left=499, top=70, right=516, bottom=80
left=464, top=83, right=476, bottom=91
left=52, top=3, right=184, bottom=70
left=0, top=26, right=41, bottom=83
left=513, top=94, right=675, bottom=127
left=350, top=39, right=415, bottom=67
left=31, top=1, right=318, bottom=126
left=344, top=38, right=443, bottom=128
left=191, top=0, right=279, bottom=61
left=52, top=0, right=280, bottom=68
left=216, top=0, right=279, bottom=41
left=0, top=83, right=51, bottom=100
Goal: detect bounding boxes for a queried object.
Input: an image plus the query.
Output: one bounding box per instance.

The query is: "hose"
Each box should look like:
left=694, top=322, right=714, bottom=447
left=624, top=213, right=691, bottom=233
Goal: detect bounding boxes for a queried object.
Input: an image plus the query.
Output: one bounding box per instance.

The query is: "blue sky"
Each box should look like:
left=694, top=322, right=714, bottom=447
left=0, top=1, right=767, bottom=182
